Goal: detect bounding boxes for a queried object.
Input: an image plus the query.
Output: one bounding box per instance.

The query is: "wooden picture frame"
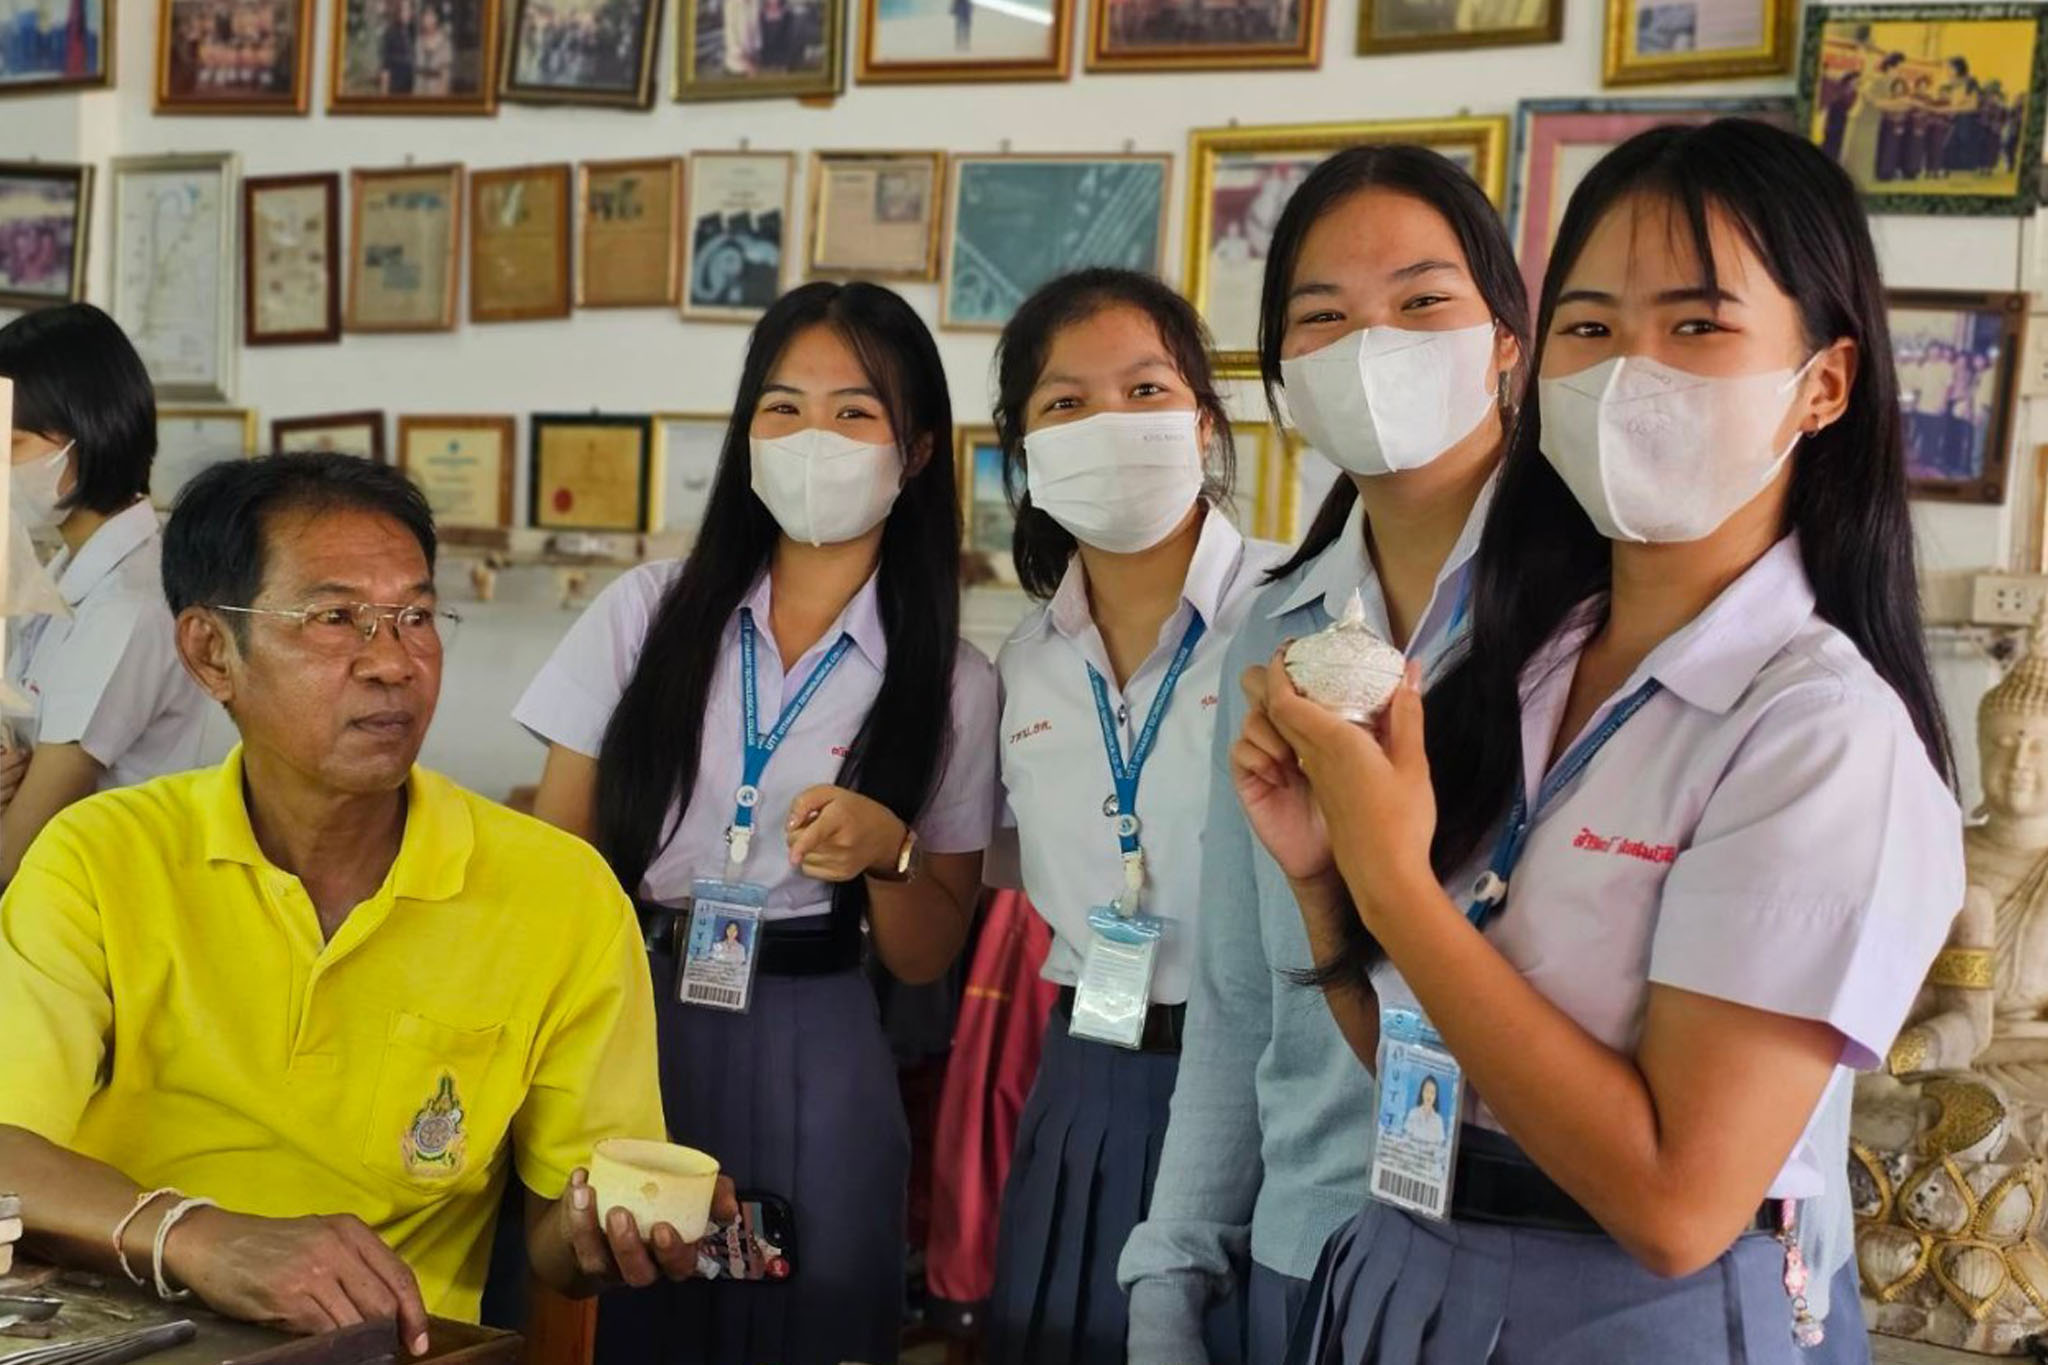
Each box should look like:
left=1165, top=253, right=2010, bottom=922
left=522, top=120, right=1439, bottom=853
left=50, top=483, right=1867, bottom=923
left=1088, top=0, right=1322, bottom=71
left=1357, top=0, right=1561, bottom=56
left=329, top=0, right=502, bottom=114
left=157, top=0, right=316, bottom=113
left=1509, top=98, right=1796, bottom=304
left=941, top=153, right=1171, bottom=331
left=1796, top=4, right=2048, bottom=218
left=244, top=171, right=341, bottom=345
left=806, top=150, right=945, bottom=280
left=1890, top=288, right=2027, bottom=504
left=1603, top=0, right=1794, bottom=85
left=469, top=162, right=572, bottom=324
left=651, top=411, right=729, bottom=540
left=954, top=424, right=1016, bottom=579
left=675, top=0, right=846, bottom=100
left=500, top=0, right=662, bottom=107
left=857, top=0, right=1074, bottom=84
left=0, top=1, right=111, bottom=97
left=347, top=163, right=464, bottom=333
left=577, top=157, right=682, bottom=308
left=111, top=152, right=240, bottom=404
left=398, top=414, right=517, bottom=544
left=155, top=406, right=258, bottom=511
left=0, top=162, right=93, bottom=311
left=271, top=410, right=388, bottom=461
left=528, top=412, right=656, bottom=533
left=683, top=150, right=794, bottom=322
left=1186, top=118, right=1509, bottom=375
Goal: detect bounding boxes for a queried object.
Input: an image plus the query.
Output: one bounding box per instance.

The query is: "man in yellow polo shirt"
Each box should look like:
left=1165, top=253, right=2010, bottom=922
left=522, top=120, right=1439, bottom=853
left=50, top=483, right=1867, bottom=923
left=0, top=453, right=725, bottom=1355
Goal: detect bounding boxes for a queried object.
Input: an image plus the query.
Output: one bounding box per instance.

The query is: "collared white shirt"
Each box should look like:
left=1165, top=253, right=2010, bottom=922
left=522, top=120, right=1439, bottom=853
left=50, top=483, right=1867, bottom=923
left=995, top=509, right=1289, bottom=1004
left=1372, top=535, right=1962, bottom=1198
left=7, top=501, right=212, bottom=790
left=515, top=560, right=999, bottom=918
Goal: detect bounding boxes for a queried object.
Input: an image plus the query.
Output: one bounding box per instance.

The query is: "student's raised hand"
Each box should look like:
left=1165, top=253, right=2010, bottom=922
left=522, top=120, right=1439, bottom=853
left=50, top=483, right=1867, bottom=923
left=1231, top=661, right=1333, bottom=883
left=1261, top=650, right=1437, bottom=919
left=785, top=785, right=907, bottom=883
left=556, top=1168, right=739, bottom=1288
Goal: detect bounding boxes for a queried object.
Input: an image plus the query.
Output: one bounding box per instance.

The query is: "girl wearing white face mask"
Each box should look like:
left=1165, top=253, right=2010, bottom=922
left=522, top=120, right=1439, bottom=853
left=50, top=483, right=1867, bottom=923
left=983, top=268, right=1289, bottom=1365
left=0, top=304, right=214, bottom=884
left=519, top=282, right=997, bottom=1365
left=1264, top=120, right=1958, bottom=1365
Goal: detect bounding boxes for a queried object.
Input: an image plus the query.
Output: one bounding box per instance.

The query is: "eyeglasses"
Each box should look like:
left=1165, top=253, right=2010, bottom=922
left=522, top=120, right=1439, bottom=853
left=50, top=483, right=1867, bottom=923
left=210, top=601, right=461, bottom=656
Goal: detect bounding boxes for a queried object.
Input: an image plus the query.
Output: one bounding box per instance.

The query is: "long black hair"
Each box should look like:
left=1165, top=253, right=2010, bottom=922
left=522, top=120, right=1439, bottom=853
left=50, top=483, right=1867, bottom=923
left=594, top=281, right=960, bottom=903
left=992, top=268, right=1235, bottom=599
left=1260, top=144, right=1531, bottom=582
left=1320, top=118, right=1954, bottom=988
left=0, top=303, right=157, bottom=515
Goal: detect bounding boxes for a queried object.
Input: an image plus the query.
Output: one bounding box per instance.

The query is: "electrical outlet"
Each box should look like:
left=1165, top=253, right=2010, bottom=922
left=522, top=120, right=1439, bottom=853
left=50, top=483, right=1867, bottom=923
left=1972, top=573, right=2048, bottom=625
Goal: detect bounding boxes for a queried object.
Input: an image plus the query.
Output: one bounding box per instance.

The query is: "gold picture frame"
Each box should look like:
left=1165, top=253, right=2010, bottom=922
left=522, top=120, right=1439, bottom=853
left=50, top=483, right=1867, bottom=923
left=578, top=157, right=682, bottom=308
left=856, top=0, right=1075, bottom=83
left=1088, top=0, right=1322, bottom=71
left=806, top=150, right=946, bottom=280
left=469, top=162, right=573, bottom=324
left=651, top=411, right=730, bottom=540
left=1602, top=0, right=1794, bottom=85
left=0, top=1, right=111, bottom=97
left=954, top=424, right=1014, bottom=567
left=1228, top=419, right=1302, bottom=540
left=675, top=0, right=847, bottom=100
left=1357, top=0, right=1560, bottom=55
left=500, top=0, right=663, bottom=107
left=328, top=0, right=503, bottom=114
left=1185, top=118, right=1510, bottom=376
left=397, top=413, right=518, bottom=545
left=157, top=0, right=315, bottom=113
left=154, top=406, right=258, bottom=511
left=347, top=163, right=465, bottom=334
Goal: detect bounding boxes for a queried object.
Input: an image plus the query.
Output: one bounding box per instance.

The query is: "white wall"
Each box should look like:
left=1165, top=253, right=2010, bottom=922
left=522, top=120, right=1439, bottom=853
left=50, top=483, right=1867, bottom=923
left=0, top=0, right=2035, bottom=801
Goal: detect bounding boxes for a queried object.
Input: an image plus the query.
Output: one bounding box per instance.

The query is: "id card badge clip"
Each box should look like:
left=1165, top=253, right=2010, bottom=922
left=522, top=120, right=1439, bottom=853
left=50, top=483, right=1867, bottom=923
left=1069, top=881, right=1162, bottom=1050
left=1371, top=1006, right=1465, bottom=1221
left=679, top=877, right=767, bottom=1014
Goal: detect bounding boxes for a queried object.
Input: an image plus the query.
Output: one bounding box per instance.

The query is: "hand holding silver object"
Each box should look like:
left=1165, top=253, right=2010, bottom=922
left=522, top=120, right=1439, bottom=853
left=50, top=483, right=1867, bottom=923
left=1282, top=588, right=1407, bottom=724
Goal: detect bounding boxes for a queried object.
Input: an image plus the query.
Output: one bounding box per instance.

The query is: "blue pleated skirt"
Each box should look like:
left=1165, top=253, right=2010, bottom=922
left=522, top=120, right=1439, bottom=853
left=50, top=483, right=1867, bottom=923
left=1289, top=1199, right=1870, bottom=1365
left=595, top=960, right=909, bottom=1365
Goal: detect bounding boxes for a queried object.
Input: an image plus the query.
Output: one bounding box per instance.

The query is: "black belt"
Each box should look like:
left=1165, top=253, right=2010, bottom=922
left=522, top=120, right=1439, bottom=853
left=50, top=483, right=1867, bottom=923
left=1449, top=1125, right=1776, bottom=1236
left=635, top=900, right=862, bottom=978
left=1053, top=986, right=1186, bottom=1054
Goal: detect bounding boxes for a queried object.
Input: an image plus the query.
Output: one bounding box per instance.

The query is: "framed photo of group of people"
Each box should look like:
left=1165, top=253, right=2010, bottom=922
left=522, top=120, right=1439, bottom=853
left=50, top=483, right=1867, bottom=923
left=0, top=161, right=93, bottom=313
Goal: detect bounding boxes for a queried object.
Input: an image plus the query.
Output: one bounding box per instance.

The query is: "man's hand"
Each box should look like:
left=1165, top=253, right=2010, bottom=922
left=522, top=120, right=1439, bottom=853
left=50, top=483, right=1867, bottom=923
left=554, top=1167, right=740, bottom=1289
left=161, top=1207, right=431, bottom=1355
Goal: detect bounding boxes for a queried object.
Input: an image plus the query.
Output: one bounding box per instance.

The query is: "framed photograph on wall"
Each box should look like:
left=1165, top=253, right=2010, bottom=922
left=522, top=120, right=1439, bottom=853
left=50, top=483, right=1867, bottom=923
left=398, top=414, right=516, bottom=543
left=111, top=153, right=239, bottom=403
left=1797, top=4, right=2047, bottom=217
left=0, top=0, right=111, bottom=96
left=675, top=0, right=845, bottom=99
left=530, top=413, right=655, bottom=532
left=501, top=0, right=661, bottom=105
left=1891, top=289, right=2025, bottom=504
left=1227, top=420, right=1300, bottom=539
left=348, top=163, right=464, bottom=333
left=1088, top=0, right=1322, bottom=71
left=942, top=153, right=1170, bottom=330
left=330, top=0, right=501, bottom=113
left=1186, top=118, right=1509, bottom=374
left=470, top=162, right=572, bottom=323
left=857, top=0, right=1073, bottom=83
left=155, top=406, right=257, bottom=510
left=158, top=0, right=315, bottom=112
left=1358, top=0, right=1560, bottom=56
left=273, top=410, right=387, bottom=460
left=1603, top=0, right=1793, bottom=85
left=652, top=412, right=728, bottom=540
left=0, top=162, right=92, bottom=312
left=244, top=171, right=340, bottom=345
left=578, top=158, right=681, bottom=308
left=684, top=151, right=792, bottom=321
left=807, top=150, right=944, bottom=279
left=1509, top=98, right=1795, bottom=303
left=954, top=425, right=1016, bottom=579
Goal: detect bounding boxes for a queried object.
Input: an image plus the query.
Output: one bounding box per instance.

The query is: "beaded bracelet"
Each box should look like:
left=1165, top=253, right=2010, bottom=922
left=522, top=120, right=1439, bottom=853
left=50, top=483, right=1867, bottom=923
left=150, top=1196, right=217, bottom=1302
left=111, top=1188, right=180, bottom=1288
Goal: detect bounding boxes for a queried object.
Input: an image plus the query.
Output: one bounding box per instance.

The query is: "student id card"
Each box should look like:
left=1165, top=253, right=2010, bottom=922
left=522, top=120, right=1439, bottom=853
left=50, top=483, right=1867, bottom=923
left=1371, top=1006, right=1464, bottom=1221
left=679, top=878, right=766, bottom=1014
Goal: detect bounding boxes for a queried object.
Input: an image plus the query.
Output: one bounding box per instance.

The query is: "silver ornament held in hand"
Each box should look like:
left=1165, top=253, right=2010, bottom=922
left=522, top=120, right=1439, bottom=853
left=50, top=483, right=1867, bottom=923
left=1283, top=588, right=1406, bottom=723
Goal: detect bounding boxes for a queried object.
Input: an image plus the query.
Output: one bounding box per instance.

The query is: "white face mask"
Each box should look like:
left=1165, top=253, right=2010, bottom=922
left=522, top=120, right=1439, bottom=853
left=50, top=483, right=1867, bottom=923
left=1278, top=322, right=1499, bottom=476
left=1538, top=353, right=1817, bottom=544
left=11, top=441, right=71, bottom=531
left=1023, top=409, right=1205, bottom=555
left=749, top=429, right=903, bottom=547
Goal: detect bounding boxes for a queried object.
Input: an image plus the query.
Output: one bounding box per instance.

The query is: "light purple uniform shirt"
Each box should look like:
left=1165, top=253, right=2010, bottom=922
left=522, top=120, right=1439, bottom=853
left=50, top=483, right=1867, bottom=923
left=514, top=560, right=999, bottom=915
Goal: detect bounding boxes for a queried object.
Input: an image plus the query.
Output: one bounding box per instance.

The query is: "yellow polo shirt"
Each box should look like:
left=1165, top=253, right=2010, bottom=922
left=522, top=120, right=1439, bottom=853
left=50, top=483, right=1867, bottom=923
left=0, top=751, right=665, bottom=1321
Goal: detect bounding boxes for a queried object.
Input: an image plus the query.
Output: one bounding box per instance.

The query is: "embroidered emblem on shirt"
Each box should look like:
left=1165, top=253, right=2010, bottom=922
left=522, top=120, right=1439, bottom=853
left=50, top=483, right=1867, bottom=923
left=1007, top=719, right=1053, bottom=746
left=1200, top=693, right=1219, bottom=709
left=1572, top=826, right=1679, bottom=865
left=402, top=1074, right=467, bottom=1177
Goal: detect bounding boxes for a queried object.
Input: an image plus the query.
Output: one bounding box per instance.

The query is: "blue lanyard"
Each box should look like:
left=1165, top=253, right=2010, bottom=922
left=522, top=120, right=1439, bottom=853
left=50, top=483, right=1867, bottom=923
left=732, top=608, right=854, bottom=842
left=1086, top=615, right=1207, bottom=857
left=1466, top=679, right=1662, bottom=924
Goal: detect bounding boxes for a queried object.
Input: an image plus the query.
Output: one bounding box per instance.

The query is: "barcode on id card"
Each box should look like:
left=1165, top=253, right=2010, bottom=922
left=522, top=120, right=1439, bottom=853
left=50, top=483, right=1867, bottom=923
left=1373, top=1167, right=1443, bottom=1213
left=687, top=984, right=745, bottom=1009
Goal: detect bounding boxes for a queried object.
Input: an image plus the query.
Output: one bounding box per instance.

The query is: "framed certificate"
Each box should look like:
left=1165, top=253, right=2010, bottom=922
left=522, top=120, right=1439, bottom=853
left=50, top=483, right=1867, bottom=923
left=578, top=158, right=682, bottom=308
left=470, top=162, right=572, bottom=323
left=806, top=150, right=945, bottom=280
left=155, top=406, right=258, bottom=510
left=348, top=163, right=464, bottom=333
left=244, top=171, right=341, bottom=345
left=652, top=412, right=729, bottom=540
left=397, top=414, right=516, bottom=544
left=272, top=410, right=386, bottom=462
left=529, top=413, right=655, bottom=532
left=111, top=152, right=240, bottom=403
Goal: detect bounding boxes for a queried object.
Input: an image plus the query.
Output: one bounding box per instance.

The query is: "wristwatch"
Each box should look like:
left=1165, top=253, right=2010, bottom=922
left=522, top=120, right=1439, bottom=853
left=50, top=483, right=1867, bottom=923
left=867, top=825, right=920, bottom=883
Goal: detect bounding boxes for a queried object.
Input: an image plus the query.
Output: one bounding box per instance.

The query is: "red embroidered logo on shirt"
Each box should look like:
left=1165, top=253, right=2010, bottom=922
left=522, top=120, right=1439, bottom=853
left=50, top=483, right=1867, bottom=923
left=1572, top=827, right=1678, bottom=865
left=830, top=745, right=851, bottom=757
left=1008, top=719, right=1053, bottom=746
left=1201, top=693, right=1219, bottom=709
